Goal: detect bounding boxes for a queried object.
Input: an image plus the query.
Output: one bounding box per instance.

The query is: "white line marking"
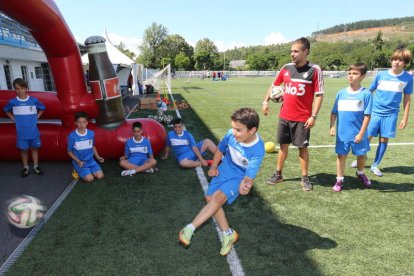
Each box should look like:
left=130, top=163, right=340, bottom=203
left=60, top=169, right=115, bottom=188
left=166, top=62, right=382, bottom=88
left=273, top=142, right=414, bottom=149
left=168, top=85, right=245, bottom=276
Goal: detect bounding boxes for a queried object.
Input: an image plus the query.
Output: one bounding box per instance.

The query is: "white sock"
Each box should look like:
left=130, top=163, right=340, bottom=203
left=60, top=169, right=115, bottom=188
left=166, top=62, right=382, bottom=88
left=186, top=223, right=195, bottom=231
left=357, top=170, right=365, bottom=175
left=223, top=228, right=233, bottom=236
left=336, top=177, right=344, bottom=182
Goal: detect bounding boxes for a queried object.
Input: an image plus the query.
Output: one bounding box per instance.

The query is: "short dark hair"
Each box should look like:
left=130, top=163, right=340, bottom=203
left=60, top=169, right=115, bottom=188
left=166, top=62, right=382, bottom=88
left=12, top=78, right=28, bottom=89
left=294, top=37, right=310, bottom=53
left=75, top=111, right=89, bottom=121
left=230, top=108, right=260, bottom=130
left=172, top=118, right=183, bottom=125
left=349, top=63, right=368, bottom=75
left=132, top=121, right=142, bottom=130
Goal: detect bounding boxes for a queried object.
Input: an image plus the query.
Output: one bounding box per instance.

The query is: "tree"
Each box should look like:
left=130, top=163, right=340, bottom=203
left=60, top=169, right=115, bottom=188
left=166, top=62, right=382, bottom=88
left=246, top=53, right=268, bottom=70
left=193, top=38, right=219, bottom=70
left=138, top=22, right=168, bottom=68
left=175, top=52, right=190, bottom=70
left=115, top=42, right=136, bottom=60
left=158, top=34, right=194, bottom=69
left=372, top=31, right=384, bottom=51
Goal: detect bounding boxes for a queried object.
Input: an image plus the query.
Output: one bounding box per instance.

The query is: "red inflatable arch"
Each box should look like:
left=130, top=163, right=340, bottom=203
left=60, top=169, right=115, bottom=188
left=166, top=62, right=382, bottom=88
left=0, top=0, right=166, bottom=161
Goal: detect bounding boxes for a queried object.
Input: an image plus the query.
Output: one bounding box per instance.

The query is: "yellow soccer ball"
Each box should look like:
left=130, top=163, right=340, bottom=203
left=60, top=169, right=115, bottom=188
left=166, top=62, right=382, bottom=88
left=265, top=141, right=275, bottom=153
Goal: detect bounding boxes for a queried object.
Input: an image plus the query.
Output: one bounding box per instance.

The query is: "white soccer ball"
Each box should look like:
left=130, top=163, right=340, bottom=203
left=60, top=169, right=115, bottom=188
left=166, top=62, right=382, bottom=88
left=6, top=195, right=47, bottom=229
left=270, top=86, right=284, bottom=103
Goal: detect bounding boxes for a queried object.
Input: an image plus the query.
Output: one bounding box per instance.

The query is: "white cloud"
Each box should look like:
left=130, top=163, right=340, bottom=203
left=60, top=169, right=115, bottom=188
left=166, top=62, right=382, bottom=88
left=264, top=32, right=289, bottom=45
left=104, top=31, right=142, bottom=56
left=214, top=40, right=249, bottom=52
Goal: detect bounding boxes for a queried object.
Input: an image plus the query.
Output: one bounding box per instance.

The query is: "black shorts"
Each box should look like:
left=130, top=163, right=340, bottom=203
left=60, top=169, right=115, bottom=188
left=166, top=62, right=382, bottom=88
left=277, top=118, right=310, bottom=148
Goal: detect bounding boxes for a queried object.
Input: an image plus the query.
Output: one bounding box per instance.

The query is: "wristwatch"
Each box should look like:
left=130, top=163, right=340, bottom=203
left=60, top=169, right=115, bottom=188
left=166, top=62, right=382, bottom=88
left=311, top=114, right=318, bottom=119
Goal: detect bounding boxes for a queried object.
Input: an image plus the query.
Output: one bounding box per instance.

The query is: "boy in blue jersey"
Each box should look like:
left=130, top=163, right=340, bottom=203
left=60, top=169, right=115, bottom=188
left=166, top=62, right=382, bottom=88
left=119, top=121, right=158, bottom=176
left=178, top=108, right=265, bottom=256
left=330, top=63, right=373, bottom=192
left=161, top=118, right=217, bottom=168
left=67, top=111, right=104, bottom=182
left=3, top=78, right=46, bottom=177
left=351, top=47, right=413, bottom=177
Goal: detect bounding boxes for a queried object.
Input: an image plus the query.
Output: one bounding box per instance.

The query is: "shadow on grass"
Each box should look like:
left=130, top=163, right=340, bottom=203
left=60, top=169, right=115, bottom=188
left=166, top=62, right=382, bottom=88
left=170, top=93, right=337, bottom=275
left=313, top=173, right=414, bottom=193
left=381, top=166, right=414, bottom=175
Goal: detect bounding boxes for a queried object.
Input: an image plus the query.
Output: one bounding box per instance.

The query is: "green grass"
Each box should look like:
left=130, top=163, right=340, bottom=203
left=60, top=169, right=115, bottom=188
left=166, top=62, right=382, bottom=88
left=7, top=77, right=414, bottom=275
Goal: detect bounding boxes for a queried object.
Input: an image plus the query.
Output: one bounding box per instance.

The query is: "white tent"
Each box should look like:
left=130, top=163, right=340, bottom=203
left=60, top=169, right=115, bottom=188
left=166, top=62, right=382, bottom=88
left=81, top=34, right=141, bottom=95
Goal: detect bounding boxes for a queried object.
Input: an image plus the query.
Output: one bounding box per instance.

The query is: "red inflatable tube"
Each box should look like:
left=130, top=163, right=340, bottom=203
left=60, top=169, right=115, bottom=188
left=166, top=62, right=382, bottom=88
left=0, top=0, right=166, bottom=160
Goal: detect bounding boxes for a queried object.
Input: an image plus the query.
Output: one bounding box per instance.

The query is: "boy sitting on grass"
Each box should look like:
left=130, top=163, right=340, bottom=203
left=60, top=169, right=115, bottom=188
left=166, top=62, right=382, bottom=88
left=120, top=121, right=158, bottom=176
left=162, top=118, right=217, bottom=168
left=178, top=108, right=265, bottom=256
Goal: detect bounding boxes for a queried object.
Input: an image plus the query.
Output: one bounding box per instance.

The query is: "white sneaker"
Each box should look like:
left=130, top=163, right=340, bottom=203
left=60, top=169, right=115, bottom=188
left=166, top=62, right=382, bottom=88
left=121, top=169, right=136, bottom=176
left=144, top=168, right=154, bottom=173
left=370, top=166, right=383, bottom=177
left=350, top=160, right=357, bottom=168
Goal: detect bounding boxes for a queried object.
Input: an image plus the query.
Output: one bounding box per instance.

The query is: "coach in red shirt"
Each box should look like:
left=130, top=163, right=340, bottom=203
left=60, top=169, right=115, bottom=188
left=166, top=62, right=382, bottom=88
left=262, top=37, right=324, bottom=191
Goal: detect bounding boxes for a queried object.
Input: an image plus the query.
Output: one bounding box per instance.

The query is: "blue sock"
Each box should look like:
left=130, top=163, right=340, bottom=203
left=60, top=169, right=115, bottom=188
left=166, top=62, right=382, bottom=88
left=372, top=142, right=388, bottom=167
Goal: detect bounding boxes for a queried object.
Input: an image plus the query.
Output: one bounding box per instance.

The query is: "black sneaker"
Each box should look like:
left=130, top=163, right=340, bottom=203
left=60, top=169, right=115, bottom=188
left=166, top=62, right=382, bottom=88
left=21, top=167, right=29, bottom=177
left=33, top=166, right=44, bottom=175
left=267, top=172, right=284, bottom=185
left=301, top=177, right=313, bottom=191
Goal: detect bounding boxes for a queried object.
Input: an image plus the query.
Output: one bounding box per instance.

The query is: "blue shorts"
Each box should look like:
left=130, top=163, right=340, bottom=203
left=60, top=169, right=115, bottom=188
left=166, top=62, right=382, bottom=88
left=176, top=141, right=205, bottom=162
left=74, top=161, right=102, bottom=179
left=127, top=156, right=149, bottom=166
left=335, top=140, right=370, bottom=156
left=206, top=176, right=242, bottom=205
left=17, top=136, right=42, bottom=150
left=368, top=114, right=398, bottom=138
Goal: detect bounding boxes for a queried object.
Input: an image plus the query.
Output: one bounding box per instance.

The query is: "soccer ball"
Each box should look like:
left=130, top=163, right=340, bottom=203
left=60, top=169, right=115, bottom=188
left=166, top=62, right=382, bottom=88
left=6, top=195, right=47, bottom=229
left=265, top=141, right=276, bottom=153
left=270, top=86, right=284, bottom=103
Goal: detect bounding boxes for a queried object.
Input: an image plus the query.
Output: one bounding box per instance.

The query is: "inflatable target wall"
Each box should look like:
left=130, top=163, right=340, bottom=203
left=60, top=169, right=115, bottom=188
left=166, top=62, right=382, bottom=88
left=0, top=0, right=166, bottom=161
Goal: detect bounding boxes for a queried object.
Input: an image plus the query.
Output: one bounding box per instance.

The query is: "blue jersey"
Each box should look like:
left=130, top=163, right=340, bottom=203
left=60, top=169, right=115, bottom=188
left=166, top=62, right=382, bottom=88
left=166, top=130, right=197, bottom=159
left=370, top=70, right=413, bottom=115
left=67, top=129, right=96, bottom=167
left=332, top=87, right=372, bottom=142
left=3, top=96, right=45, bottom=139
left=124, top=136, right=153, bottom=158
left=217, top=129, right=265, bottom=179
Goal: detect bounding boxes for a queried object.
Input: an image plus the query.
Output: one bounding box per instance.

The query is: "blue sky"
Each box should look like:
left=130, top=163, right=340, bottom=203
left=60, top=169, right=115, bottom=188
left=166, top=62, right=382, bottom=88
left=55, top=0, right=413, bottom=54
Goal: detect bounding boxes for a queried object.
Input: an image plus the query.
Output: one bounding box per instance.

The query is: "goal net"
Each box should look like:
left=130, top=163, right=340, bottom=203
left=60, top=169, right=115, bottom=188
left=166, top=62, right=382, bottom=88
left=143, top=64, right=171, bottom=96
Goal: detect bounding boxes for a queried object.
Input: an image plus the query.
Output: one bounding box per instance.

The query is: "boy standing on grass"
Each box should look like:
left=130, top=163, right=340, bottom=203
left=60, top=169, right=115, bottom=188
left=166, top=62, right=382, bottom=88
left=351, top=47, right=413, bottom=177
left=162, top=118, right=217, bottom=168
left=178, top=108, right=265, bottom=256
left=3, top=78, right=46, bottom=177
left=67, top=111, right=104, bottom=182
left=119, top=121, right=158, bottom=176
left=330, top=63, right=373, bottom=192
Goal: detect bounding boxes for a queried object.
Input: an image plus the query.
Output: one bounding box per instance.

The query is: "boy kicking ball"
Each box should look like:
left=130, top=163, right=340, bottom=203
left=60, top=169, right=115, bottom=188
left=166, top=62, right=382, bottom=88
left=178, top=108, right=265, bottom=256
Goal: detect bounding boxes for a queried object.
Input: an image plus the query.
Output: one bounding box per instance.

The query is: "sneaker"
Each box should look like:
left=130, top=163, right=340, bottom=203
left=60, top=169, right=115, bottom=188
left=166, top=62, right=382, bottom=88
left=178, top=226, right=194, bottom=247
left=332, top=180, right=343, bottom=192
left=33, top=166, right=44, bottom=175
left=72, top=169, right=79, bottom=179
left=144, top=168, right=154, bottom=173
left=370, top=166, right=383, bottom=177
left=350, top=160, right=357, bottom=168
left=21, top=167, right=29, bottom=178
left=121, top=169, right=136, bottom=176
left=266, top=172, right=284, bottom=185
left=357, top=172, right=372, bottom=187
left=301, top=177, right=313, bottom=191
left=220, top=229, right=239, bottom=256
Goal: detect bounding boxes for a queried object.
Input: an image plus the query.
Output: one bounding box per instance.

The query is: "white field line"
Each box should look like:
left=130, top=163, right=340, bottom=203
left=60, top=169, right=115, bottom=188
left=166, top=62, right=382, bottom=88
left=167, top=84, right=245, bottom=276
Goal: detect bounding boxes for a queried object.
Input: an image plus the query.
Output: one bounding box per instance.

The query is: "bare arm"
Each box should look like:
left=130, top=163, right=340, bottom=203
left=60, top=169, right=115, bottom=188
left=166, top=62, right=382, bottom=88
left=208, top=149, right=223, bottom=177
left=354, top=115, right=371, bottom=143
left=399, top=94, right=411, bottom=129
left=93, top=146, right=104, bottom=163
left=305, top=94, right=324, bottom=129
left=239, top=176, right=254, bottom=195
left=68, top=151, right=84, bottom=167
left=262, top=85, right=273, bottom=116
left=329, top=113, right=337, bottom=137
left=192, top=145, right=207, bottom=166
left=5, top=111, right=14, bottom=121
left=161, top=146, right=170, bottom=160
